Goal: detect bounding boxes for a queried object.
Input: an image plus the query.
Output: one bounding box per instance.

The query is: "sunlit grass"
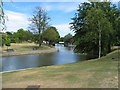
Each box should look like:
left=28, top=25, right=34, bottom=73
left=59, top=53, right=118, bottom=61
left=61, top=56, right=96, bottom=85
left=2, top=50, right=119, bottom=88
left=1, top=43, right=50, bottom=52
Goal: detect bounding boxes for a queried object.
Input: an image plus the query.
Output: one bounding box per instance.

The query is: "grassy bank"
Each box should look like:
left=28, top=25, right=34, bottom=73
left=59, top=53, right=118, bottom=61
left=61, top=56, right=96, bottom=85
left=2, top=50, right=119, bottom=88
left=1, top=43, right=51, bottom=52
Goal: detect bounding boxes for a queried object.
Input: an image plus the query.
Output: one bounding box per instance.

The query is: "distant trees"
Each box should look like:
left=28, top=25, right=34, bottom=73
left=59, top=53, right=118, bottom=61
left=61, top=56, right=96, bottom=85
left=0, top=33, right=11, bottom=48
left=59, top=37, right=64, bottom=42
left=0, top=29, right=34, bottom=47
left=29, top=7, right=50, bottom=47
left=64, top=33, right=73, bottom=46
left=70, top=2, right=120, bottom=58
left=5, top=37, right=11, bottom=49
left=13, top=29, right=33, bottom=43
left=0, top=33, right=6, bottom=46
left=43, top=26, right=60, bottom=45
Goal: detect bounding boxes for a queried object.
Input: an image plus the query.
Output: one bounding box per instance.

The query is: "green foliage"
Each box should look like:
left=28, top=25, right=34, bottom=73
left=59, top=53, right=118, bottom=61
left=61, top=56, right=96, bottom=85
left=84, top=8, right=113, bottom=56
left=13, top=29, right=33, bottom=43
left=6, top=32, right=12, bottom=36
left=0, top=34, right=2, bottom=46
left=59, top=37, right=64, bottom=42
left=5, top=37, right=11, bottom=47
left=29, top=7, right=50, bottom=47
left=43, top=26, right=60, bottom=45
left=63, top=33, right=73, bottom=46
left=1, top=29, right=33, bottom=44
left=33, top=34, right=39, bottom=44
left=0, top=33, right=7, bottom=46
left=70, top=2, right=120, bottom=58
left=64, top=33, right=73, bottom=43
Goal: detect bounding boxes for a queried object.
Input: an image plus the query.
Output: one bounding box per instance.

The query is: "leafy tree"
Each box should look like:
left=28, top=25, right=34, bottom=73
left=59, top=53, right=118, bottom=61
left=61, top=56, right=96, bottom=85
left=0, top=33, right=7, bottom=46
left=33, top=34, right=39, bottom=44
left=59, top=37, right=64, bottom=42
left=43, top=26, right=60, bottom=45
left=6, top=32, right=12, bottom=36
left=5, top=37, right=11, bottom=49
left=13, top=29, right=33, bottom=43
left=29, top=7, right=50, bottom=47
left=70, top=2, right=120, bottom=58
left=84, top=8, right=113, bottom=58
left=0, top=34, right=4, bottom=46
left=64, top=33, right=73, bottom=46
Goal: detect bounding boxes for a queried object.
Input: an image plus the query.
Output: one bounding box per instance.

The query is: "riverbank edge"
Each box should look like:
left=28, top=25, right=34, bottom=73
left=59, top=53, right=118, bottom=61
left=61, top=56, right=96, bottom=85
left=0, top=47, right=58, bottom=57
left=1, top=49, right=119, bottom=73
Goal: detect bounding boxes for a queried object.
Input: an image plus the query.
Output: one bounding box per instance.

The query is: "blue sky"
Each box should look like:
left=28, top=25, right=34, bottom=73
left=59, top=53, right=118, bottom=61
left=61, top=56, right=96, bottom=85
left=3, top=1, right=119, bottom=37
left=3, top=2, right=81, bottom=37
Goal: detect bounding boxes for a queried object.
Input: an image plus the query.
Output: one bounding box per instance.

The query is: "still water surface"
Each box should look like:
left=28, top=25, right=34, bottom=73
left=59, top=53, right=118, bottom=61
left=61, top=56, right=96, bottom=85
left=1, top=45, right=87, bottom=72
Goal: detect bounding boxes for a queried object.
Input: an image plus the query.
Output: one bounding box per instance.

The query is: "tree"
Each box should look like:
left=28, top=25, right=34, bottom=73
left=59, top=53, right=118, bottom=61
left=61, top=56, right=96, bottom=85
left=33, top=34, right=39, bottom=44
left=6, top=32, right=12, bottom=36
left=29, top=7, right=50, bottom=47
left=5, top=37, right=11, bottom=50
left=59, top=37, right=64, bottom=42
left=13, top=29, right=33, bottom=43
left=42, top=26, right=60, bottom=45
left=0, top=33, right=7, bottom=47
left=70, top=2, right=120, bottom=58
left=84, top=8, right=113, bottom=58
left=64, top=33, right=73, bottom=46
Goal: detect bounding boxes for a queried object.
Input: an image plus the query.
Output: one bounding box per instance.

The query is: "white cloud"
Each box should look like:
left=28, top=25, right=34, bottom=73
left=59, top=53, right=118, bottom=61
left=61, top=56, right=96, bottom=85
left=41, top=3, right=79, bottom=13
left=4, top=10, right=74, bottom=37
left=53, top=24, right=75, bottom=37
left=4, top=10, right=30, bottom=32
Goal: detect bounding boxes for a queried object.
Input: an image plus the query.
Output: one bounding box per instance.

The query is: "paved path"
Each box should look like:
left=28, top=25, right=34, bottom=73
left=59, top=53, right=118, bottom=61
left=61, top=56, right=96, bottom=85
left=1, top=48, right=58, bottom=57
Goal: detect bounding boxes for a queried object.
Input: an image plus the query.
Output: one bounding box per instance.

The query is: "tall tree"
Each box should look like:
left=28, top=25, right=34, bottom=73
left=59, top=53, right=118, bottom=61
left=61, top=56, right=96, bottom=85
left=84, top=8, right=113, bottom=58
left=29, top=7, right=50, bottom=47
left=70, top=2, right=119, bottom=58
left=43, top=26, right=60, bottom=45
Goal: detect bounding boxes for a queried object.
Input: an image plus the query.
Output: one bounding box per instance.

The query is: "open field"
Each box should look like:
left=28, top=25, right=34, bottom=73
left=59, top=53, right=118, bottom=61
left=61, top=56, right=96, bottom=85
left=0, top=43, right=58, bottom=57
left=2, top=50, right=119, bottom=88
left=1, top=43, right=51, bottom=52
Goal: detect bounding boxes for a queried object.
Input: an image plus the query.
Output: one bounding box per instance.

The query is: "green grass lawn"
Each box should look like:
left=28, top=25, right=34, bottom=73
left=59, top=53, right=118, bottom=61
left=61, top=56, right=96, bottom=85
left=2, top=50, right=119, bottom=88
left=1, top=43, right=51, bottom=52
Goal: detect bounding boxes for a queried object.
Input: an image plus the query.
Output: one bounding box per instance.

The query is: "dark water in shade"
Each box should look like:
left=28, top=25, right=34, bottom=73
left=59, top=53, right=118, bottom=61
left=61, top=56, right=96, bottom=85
left=1, top=44, right=87, bottom=72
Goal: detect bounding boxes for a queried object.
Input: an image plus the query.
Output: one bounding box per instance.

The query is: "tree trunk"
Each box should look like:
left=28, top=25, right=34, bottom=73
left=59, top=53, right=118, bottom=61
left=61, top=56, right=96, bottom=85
left=98, top=21, right=101, bottom=59
left=38, top=34, right=43, bottom=47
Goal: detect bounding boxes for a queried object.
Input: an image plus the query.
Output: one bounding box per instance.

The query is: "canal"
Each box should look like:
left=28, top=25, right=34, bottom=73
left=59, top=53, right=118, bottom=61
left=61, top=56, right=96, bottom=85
left=1, top=44, right=87, bottom=72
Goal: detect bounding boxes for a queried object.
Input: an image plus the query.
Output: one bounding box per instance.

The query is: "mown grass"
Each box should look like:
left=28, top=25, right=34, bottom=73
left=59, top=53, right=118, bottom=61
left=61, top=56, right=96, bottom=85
left=2, top=50, right=119, bottom=88
left=1, top=43, right=50, bottom=52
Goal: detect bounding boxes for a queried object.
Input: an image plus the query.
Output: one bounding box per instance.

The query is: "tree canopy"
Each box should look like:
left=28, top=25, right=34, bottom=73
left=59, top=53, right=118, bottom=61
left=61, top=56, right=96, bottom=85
left=64, top=33, right=73, bottom=46
left=43, top=26, right=60, bottom=45
left=70, top=2, right=120, bottom=58
left=13, top=29, right=33, bottom=43
left=29, top=7, right=50, bottom=47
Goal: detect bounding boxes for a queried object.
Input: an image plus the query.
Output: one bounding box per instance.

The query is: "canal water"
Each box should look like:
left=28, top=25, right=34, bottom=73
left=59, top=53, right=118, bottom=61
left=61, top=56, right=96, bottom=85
left=1, top=44, right=87, bottom=72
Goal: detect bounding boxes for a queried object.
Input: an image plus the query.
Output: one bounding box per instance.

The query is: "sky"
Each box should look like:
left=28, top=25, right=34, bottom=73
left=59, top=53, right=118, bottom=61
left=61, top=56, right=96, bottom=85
left=3, top=1, right=119, bottom=37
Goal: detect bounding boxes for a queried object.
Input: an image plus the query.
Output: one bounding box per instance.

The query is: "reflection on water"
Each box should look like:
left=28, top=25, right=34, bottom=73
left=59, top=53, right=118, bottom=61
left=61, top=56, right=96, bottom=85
left=2, top=44, right=87, bottom=72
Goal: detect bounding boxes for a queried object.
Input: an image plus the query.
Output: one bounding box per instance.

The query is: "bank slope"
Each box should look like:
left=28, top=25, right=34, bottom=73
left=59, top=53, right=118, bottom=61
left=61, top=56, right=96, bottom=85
left=2, top=50, right=119, bottom=88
